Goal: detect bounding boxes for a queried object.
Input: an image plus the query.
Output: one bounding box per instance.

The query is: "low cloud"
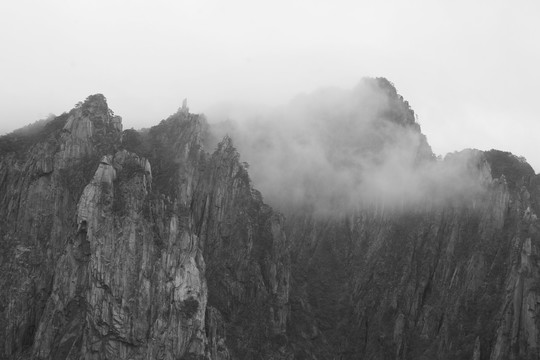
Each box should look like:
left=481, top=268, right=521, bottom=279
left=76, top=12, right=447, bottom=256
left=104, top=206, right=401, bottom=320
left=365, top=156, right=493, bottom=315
left=207, top=78, right=490, bottom=215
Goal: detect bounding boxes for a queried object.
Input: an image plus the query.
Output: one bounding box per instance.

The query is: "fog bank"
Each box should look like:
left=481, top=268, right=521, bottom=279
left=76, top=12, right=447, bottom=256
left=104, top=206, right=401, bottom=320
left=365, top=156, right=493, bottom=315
left=208, top=78, right=490, bottom=214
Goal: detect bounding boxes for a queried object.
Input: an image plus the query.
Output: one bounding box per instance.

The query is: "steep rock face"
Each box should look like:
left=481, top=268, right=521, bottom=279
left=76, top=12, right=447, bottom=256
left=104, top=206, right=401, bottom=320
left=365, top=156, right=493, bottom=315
left=135, top=111, right=291, bottom=359
left=191, top=137, right=290, bottom=359
left=31, top=147, right=207, bottom=359
left=0, top=95, right=121, bottom=358
left=284, top=150, right=540, bottom=359
left=2, top=84, right=540, bottom=360
left=0, top=96, right=290, bottom=360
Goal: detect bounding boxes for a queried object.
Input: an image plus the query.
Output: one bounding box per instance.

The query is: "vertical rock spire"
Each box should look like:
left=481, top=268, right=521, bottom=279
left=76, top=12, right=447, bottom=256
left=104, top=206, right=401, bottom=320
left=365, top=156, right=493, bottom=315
left=180, top=98, right=189, bottom=114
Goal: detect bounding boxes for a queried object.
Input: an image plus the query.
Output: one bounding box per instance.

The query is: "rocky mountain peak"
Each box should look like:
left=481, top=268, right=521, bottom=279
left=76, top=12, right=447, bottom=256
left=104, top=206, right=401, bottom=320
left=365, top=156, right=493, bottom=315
left=485, top=149, right=536, bottom=189
left=65, top=93, right=122, bottom=135
left=54, top=94, right=123, bottom=168
left=213, top=78, right=437, bottom=213
left=1, top=84, right=540, bottom=360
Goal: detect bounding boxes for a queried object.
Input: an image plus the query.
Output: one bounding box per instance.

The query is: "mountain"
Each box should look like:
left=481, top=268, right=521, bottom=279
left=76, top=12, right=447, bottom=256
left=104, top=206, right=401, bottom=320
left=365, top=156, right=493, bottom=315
left=0, top=80, right=539, bottom=360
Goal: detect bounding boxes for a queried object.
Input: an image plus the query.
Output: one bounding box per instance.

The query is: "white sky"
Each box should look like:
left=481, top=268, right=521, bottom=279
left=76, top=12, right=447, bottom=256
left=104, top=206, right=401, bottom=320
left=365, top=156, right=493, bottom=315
left=1, top=0, right=539, bottom=171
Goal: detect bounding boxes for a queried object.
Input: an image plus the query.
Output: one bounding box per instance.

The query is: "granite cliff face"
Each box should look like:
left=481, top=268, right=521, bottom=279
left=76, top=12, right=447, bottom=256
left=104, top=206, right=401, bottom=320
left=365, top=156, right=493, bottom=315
left=285, top=154, right=540, bottom=360
left=0, top=95, right=288, bottom=359
left=0, top=82, right=539, bottom=360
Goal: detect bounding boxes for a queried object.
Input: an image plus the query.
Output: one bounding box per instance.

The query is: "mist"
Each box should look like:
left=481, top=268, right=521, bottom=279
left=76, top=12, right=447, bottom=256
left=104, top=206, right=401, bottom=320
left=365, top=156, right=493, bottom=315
left=207, top=78, right=491, bottom=214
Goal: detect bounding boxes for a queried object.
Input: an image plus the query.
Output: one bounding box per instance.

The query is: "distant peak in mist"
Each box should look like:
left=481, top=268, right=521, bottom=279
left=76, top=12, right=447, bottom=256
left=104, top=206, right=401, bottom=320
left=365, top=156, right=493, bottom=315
left=3, top=81, right=532, bottom=217
left=207, top=78, right=491, bottom=214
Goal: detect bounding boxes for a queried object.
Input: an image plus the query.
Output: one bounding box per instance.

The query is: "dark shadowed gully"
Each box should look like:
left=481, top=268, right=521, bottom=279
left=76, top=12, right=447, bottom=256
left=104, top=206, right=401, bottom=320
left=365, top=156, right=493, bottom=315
left=0, top=79, right=539, bottom=360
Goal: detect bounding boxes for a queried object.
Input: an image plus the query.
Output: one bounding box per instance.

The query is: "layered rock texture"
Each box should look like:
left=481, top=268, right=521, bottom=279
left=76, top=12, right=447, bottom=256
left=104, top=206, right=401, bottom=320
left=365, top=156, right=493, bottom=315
left=285, top=156, right=540, bottom=360
left=0, top=95, right=288, bottom=360
left=1, top=80, right=539, bottom=360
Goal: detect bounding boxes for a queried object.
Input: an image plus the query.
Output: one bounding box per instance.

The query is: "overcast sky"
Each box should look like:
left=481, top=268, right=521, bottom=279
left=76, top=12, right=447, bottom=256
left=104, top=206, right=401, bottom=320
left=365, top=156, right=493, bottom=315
left=1, top=0, right=539, bottom=171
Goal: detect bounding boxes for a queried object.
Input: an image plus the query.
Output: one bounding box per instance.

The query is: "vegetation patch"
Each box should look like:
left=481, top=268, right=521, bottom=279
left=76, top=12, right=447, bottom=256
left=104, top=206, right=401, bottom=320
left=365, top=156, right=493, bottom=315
left=0, top=113, right=68, bottom=156
left=112, top=157, right=148, bottom=216
left=58, top=153, right=101, bottom=200
left=180, top=297, right=199, bottom=319
left=120, top=158, right=146, bottom=180
left=485, top=149, right=535, bottom=188
left=121, top=128, right=150, bottom=155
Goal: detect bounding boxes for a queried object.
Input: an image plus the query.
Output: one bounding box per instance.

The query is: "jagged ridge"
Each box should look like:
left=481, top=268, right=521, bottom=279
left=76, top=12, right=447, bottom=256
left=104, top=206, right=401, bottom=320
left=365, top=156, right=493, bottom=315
left=1, top=84, right=540, bottom=360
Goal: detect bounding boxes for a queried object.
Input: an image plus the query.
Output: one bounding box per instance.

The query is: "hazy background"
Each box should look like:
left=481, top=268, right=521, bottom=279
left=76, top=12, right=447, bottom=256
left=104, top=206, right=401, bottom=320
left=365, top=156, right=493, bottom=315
left=1, top=0, right=539, bottom=171
left=213, top=79, right=492, bottom=213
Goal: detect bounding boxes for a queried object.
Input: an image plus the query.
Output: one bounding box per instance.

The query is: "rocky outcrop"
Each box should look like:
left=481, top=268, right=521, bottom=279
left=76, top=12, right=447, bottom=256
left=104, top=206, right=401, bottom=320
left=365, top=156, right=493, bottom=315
left=0, top=97, right=290, bottom=360
left=284, top=151, right=540, bottom=360
left=191, top=136, right=290, bottom=358
left=1, top=84, right=540, bottom=360
left=0, top=95, right=121, bottom=359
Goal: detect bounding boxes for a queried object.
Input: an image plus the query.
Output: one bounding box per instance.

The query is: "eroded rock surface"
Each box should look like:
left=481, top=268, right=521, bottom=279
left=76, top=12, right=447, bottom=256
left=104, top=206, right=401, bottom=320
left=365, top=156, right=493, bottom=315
left=282, top=144, right=540, bottom=359
left=1, top=87, right=540, bottom=360
left=0, top=95, right=289, bottom=360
